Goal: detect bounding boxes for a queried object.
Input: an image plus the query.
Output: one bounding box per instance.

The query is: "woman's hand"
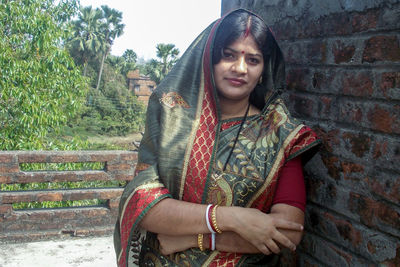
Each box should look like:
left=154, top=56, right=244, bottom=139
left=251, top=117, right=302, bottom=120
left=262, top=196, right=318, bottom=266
left=157, top=234, right=197, bottom=255
left=218, top=206, right=303, bottom=255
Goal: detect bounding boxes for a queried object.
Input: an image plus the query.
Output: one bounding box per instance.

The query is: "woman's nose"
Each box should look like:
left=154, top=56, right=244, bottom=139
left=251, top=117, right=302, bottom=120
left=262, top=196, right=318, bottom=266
left=232, top=56, right=247, bottom=74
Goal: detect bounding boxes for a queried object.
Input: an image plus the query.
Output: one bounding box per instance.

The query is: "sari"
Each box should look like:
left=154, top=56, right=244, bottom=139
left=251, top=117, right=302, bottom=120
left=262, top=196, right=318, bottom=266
left=114, top=9, right=321, bottom=267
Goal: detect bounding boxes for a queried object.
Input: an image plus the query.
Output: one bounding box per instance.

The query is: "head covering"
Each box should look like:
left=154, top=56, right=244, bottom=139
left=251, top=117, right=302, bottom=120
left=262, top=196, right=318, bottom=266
left=114, top=9, right=320, bottom=267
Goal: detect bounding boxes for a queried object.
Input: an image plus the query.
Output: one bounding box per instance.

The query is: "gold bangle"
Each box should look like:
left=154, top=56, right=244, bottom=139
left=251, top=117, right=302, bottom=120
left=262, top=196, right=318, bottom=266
left=211, top=205, right=222, bottom=234
left=197, top=233, right=204, bottom=251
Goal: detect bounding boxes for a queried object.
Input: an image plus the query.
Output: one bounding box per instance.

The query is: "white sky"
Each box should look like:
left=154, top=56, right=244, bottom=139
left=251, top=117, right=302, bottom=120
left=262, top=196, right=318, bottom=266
left=79, top=0, right=222, bottom=60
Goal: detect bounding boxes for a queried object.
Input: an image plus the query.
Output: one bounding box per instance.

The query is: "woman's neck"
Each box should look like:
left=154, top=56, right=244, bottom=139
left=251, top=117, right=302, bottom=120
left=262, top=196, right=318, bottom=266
left=219, top=97, right=250, bottom=120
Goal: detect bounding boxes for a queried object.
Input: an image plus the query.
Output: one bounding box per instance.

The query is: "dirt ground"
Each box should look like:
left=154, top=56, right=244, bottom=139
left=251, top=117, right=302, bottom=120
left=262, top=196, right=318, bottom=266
left=0, top=235, right=116, bottom=267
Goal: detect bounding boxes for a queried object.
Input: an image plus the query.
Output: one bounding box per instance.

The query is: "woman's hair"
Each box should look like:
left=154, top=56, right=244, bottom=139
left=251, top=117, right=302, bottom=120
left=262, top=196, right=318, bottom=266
left=212, top=10, right=271, bottom=65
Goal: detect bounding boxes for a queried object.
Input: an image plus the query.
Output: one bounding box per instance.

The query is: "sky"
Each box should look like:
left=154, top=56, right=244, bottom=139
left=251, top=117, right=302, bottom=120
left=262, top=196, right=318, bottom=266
left=79, top=0, right=222, bottom=60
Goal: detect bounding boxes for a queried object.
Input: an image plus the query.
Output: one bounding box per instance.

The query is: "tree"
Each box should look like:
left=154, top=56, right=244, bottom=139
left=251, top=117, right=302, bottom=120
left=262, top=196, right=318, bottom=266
left=156, top=43, right=179, bottom=74
left=95, top=5, right=125, bottom=90
left=121, top=49, right=137, bottom=76
left=0, top=0, right=87, bottom=150
left=144, top=43, right=179, bottom=84
left=69, top=6, right=104, bottom=76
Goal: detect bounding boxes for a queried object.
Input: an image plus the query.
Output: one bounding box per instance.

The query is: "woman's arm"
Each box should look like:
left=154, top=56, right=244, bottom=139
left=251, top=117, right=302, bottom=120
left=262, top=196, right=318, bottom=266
left=140, top=198, right=302, bottom=254
left=156, top=203, right=304, bottom=255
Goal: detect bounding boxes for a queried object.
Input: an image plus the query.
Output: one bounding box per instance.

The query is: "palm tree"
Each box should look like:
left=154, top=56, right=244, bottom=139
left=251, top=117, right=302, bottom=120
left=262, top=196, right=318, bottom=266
left=69, top=6, right=104, bottom=76
left=145, top=43, right=179, bottom=84
left=95, top=5, right=125, bottom=90
left=156, top=43, right=179, bottom=75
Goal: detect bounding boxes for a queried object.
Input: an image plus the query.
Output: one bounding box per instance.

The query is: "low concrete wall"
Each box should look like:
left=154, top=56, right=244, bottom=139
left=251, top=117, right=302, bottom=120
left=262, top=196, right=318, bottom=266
left=0, top=150, right=136, bottom=242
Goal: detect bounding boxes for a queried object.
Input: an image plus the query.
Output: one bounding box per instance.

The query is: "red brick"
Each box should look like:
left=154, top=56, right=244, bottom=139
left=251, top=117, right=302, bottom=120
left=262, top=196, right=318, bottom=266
left=37, top=192, right=63, bottom=202
left=342, top=72, right=373, bottom=97
left=49, top=154, right=79, bottom=163
left=307, top=40, right=327, bottom=63
left=363, top=36, right=400, bottom=63
left=321, top=154, right=341, bottom=180
left=342, top=132, right=371, bottom=157
left=106, top=163, right=132, bottom=171
left=339, top=101, right=363, bottom=124
left=372, top=140, right=388, bottom=159
left=0, top=154, right=15, bottom=163
left=0, top=164, right=19, bottom=173
left=366, top=174, right=400, bottom=204
left=286, top=68, right=309, bottom=91
left=89, top=154, right=117, bottom=162
left=18, top=153, right=47, bottom=163
left=325, top=213, right=362, bottom=246
left=333, top=41, right=356, bottom=64
left=352, top=10, right=379, bottom=33
left=367, top=104, right=399, bottom=134
left=349, top=193, right=400, bottom=229
left=0, top=175, right=12, bottom=183
left=289, top=94, right=315, bottom=117
left=120, top=152, right=137, bottom=161
left=0, top=205, right=12, bottom=214
left=380, top=72, right=400, bottom=98
left=341, top=161, right=364, bottom=181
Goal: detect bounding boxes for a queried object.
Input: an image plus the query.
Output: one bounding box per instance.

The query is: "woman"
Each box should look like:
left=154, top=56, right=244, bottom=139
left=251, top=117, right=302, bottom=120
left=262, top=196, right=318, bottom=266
left=114, top=9, right=320, bottom=266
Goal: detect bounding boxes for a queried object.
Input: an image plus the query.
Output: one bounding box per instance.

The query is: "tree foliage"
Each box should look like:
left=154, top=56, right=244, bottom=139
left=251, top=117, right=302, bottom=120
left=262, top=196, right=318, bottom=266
left=0, top=0, right=87, bottom=150
left=144, top=43, right=179, bottom=84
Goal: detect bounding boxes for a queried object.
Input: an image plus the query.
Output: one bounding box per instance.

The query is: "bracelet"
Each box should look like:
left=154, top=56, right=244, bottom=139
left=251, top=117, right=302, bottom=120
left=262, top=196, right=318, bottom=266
left=197, top=233, right=204, bottom=251
left=211, top=205, right=222, bottom=234
left=211, top=233, right=216, bottom=250
left=206, top=204, right=216, bottom=234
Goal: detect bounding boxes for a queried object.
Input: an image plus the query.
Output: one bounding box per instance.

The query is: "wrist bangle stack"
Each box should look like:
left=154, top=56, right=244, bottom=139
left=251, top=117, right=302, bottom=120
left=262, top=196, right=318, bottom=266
left=205, top=204, right=216, bottom=234
left=197, top=233, right=204, bottom=251
left=211, top=205, right=222, bottom=234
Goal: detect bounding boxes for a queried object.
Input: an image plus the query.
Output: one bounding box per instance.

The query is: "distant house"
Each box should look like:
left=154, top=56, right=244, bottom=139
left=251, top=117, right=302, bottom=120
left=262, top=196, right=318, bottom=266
left=127, top=70, right=156, bottom=105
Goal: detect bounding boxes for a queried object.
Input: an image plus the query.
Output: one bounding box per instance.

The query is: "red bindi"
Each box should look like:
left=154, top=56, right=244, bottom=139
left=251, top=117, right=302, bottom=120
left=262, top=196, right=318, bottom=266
left=241, top=50, right=245, bottom=54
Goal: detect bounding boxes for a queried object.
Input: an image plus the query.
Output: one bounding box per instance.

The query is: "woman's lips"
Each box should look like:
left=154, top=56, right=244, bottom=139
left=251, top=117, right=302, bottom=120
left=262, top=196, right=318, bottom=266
left=226, top=78, right=247, bottom=86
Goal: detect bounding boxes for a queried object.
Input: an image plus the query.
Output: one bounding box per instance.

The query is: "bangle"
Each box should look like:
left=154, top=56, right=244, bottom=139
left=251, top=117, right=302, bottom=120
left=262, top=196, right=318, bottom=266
left=211, top=205, right=222, bottom=234
left=197, top=233, right=204, bottom=251
left=206, top=204, right=216, bottom=234
left=211, top=233, right=216, bottom=250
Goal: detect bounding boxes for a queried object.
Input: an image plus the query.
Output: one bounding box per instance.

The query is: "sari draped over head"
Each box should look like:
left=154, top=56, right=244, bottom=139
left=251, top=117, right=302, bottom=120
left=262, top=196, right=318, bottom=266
left=114, top=9, right=321, bottom=267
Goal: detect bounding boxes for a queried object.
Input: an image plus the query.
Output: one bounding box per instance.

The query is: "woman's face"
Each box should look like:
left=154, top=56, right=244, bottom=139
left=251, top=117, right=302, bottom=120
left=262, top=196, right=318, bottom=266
left=213, top=34, right=264, bottom=103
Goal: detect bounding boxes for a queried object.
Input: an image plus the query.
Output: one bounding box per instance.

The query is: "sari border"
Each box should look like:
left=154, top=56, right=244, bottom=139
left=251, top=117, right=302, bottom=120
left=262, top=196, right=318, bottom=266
left=246, top=124, right=304, bottom=207
left=119, top=193, right=172, bottom=266
left=286, top=139, right=322, bottom=162
left=178, top=72, right=205, bottom=200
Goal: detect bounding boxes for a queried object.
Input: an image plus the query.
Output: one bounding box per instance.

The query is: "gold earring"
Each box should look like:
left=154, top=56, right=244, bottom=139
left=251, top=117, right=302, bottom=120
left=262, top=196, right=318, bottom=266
left=258, top=76, right=263, bottom=84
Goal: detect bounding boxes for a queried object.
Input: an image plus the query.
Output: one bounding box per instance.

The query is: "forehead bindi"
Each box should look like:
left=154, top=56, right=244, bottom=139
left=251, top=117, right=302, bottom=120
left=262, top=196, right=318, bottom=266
left=228, top=36, right=262, bottom=57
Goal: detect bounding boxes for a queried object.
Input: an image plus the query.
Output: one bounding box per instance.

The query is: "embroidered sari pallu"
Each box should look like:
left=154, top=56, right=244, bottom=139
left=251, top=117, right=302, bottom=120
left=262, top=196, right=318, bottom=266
left=114, top=9, right=320, bottom=267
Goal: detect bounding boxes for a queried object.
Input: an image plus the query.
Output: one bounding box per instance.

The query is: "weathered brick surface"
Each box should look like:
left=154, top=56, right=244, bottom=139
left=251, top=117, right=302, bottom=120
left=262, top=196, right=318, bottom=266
left=0, top=150, right=136, bottom=242
left=222, top=0, right=400, bottom=265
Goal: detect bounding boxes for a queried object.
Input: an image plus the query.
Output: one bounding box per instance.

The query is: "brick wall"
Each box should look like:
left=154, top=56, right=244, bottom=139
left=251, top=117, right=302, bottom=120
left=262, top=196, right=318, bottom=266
left=222, top=1, right=400, bottom=266
left=0, top=151, right=136, bottom=242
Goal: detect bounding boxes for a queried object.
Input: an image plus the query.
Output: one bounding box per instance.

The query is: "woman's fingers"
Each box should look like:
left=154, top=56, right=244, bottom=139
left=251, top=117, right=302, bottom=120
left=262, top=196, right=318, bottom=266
left=273, top=217, right=303, bottom=231
left=265, top=239, right=281, bottom=254
left=271, top=230, right=296, bottom=251
left=258, top=244, right=271, bottom=255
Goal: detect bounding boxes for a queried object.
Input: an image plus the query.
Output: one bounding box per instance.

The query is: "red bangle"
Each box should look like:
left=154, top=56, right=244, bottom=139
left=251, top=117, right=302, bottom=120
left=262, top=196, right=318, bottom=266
left=208, top=204, right=218, bottom=233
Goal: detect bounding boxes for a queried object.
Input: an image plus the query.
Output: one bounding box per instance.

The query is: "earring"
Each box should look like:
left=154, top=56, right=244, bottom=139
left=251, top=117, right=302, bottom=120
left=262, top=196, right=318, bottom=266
left=258, top=76, right=263, bottom=84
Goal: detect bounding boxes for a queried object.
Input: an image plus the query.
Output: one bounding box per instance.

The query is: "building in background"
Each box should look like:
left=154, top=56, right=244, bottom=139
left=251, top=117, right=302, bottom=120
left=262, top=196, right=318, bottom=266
left=127, top=70, right=156, bottom=105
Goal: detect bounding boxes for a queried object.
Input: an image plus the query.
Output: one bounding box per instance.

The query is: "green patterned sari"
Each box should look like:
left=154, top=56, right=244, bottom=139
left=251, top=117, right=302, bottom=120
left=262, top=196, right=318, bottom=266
left=114, top=9, right=320, bottom=267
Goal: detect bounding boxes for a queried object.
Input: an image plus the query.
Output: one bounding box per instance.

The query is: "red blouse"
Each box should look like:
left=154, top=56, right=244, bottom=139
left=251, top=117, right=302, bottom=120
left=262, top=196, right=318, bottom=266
left=273, top=156, right=306, bottom=211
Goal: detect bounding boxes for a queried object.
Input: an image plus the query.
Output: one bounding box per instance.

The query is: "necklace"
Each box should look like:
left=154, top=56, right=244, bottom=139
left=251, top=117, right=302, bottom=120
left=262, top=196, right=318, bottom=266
left=212, top=103, right=250, bottom=183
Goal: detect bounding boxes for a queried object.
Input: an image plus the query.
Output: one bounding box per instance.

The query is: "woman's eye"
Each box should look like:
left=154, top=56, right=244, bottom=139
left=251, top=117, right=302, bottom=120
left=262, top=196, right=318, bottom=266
left=222, top=50, right=234, bottom=59
left=248, top=58, right=260, bottom=65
